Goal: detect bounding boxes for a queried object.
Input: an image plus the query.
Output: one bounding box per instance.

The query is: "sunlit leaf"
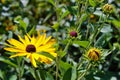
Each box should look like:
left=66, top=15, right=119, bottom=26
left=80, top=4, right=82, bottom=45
left=9, top=75, right=17, bottom=80
left=48, top=0, right=55, bottom=6
left=111, top=20, right=120, bottom=28
left=60, top=10, right=70, bottom=20
left=60, top=60, right=72, bottom=75
left=73, top=40, right=89, bottom=48
left=51, top=22, right=59, bottom=31
left=89, top=0, right=96, bottom=7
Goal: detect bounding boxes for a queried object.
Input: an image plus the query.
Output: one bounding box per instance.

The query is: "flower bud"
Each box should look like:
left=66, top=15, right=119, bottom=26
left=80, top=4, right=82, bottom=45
left=87, top=48, right=101, bottom=61
left=70, top=31, right=78, bottom=37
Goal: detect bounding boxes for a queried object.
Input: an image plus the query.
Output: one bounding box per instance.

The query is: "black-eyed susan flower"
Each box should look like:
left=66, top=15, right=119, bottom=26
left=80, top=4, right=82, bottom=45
left=86, top=48, right=101, bottom=61
left=4, top=32, right=57, bottom=67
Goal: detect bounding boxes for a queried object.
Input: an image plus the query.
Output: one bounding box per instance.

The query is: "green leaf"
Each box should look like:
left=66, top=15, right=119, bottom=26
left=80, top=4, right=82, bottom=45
left=9, top=75, right=17, bottom=80
left=59, top=51, right=66, bottom=58
left=111, top=20, right=120, bottom=28
left=73, top=41, right=89, bottom=48
left=19, top=20, right=27, bottom=30
left=14, top=16, right=27, bottom=30
left=38, top=52, right=55, bottom=59
left=101, top=24, right=113, bottom=33
left=39, top=69, right=48, bottom=80
left=46, top=72, right=54, bottom=80
left=79, top=13, right=88, bottom=28
left=0, top=70, right=4, bottom=80
left=29, top=68, right=36, bottom=79
left=71, top=67, right=77, bottom=80
left=48, top=0, right=55, bottom=6
left=89, top=0, right=96, bottom=7
left=51, top=22, right=59, bottom=31
left=60, top=10, right=70, bottom=20
left=28, top=26, right=35, bottom=35
left=95, top=33, right=112, bottom=47
left=63, top=68, right=72, bottom=80
left=0, top=57, right=17, bottom=68
left=60, top=60, right=72, bottom=75
left=62, top=67, right=77, bottom=80
left=14, top=16, right=22, bottom=23
left=34, top=69, right=54, bottom=80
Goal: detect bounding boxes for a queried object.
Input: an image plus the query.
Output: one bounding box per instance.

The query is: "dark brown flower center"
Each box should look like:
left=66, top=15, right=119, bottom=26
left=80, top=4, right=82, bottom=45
left=26, top=44, right=36, bottom=53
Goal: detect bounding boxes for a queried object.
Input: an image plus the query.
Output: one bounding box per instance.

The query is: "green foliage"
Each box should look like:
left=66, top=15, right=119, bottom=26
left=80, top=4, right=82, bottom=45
left=89, top=0, right=96, bottom=7
left=0, top=0, right=120, bottom=80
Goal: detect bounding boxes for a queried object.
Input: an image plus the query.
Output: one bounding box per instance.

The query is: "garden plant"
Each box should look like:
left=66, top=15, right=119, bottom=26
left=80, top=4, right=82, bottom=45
left=0, top=0, right=120, bottom=80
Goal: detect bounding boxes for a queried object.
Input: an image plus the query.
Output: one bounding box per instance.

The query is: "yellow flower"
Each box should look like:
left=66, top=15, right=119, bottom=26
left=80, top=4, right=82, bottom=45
left=4, top=32, right=57, bottom=67
left=87, top=48, right=101, bottom=61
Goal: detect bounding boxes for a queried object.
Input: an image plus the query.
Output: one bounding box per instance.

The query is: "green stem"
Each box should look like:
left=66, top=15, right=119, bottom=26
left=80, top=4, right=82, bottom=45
left=35, top=69, right=41, bottom=80
left=77, top=57, right=84, bottom=70
left=63, top=39, right=71, bottom=52
left=54, top=0, right=60, bottom=79
left=76, top=0, right=88, bottom=31
left=17, top=57, right=22, bottom=80
left=87, top=13, right=108, bottom=49
left=56, top=55, right=59, bottom=80
left=88, top=23, right=104, bottom=48
left=77, top=62, right=92, bottom=80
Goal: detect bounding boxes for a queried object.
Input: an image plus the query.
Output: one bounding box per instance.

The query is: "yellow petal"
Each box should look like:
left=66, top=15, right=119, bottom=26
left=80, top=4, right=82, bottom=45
left=42, top=33, right=46, bottom=42
left=7, top=39, right=25, bottom=50
left=37, top=43, right=53, bottom=51
left=31, top=35, right=36, bottom=44
left=18, top=35, right=26, bottom=45
left=36, top=33, right=46, bottom=47
left=4, top=48, right=25, bottom=52
left=35, top=34, right=42, bottom=47
left=26, top=53, right=31, bottom=58
left=47, top=39, right=56, bottom=44
left=32, top=53, right=41, bottom=60
left=25, top=35, right=30, bottom=44
left=26, top=33, right=32, bottom=40
left=37, top=48, right=57, bottom=57
left=10, top=53, right=29, bottom=58
left=49, top=52, right=57, bottom=57
left=38, top=55, right=53, bottom=64
left=43, top=36, right=52, bottom=44
left=30, top=54, right=37, bottom=67
left=45, top=48, right=56, bottom=52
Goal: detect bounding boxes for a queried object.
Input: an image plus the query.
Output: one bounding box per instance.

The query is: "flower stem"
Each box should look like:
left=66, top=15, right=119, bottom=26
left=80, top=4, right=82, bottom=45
left=87, top=23, right=104, bottom=49
left=63, top=39, right=71, bottom=52
left=77, top=62, right=92, bottom=80
left=35, top=69, right=41, bottom=80
left=17, top=57, right=22, bottom=80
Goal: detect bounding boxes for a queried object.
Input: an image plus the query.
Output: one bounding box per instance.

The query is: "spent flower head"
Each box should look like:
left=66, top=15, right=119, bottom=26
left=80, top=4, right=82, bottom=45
left=102, top=3, right=114, bottom=14
left=4, top=31, right=57, bottom=67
